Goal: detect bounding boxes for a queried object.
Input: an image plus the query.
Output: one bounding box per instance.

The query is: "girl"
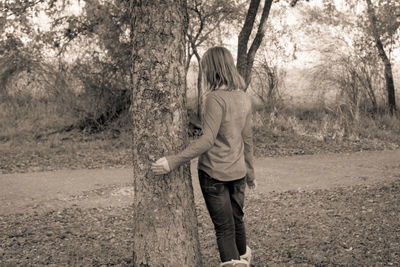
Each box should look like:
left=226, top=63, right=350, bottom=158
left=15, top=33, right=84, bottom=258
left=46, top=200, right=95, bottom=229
left=151, top=46, right=256, bottom=267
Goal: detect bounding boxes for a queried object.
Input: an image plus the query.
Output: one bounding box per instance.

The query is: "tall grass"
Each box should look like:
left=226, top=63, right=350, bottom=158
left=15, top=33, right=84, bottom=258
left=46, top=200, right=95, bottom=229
left=0, top=94, right=77, bottom=141
left=1, top=86, right=399, bottom=149
left=255, top=102, right=400, bottom=145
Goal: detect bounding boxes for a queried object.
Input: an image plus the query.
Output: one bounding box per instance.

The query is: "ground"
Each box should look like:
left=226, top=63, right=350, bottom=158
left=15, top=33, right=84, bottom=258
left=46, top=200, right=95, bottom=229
left=0, top=149, right=399, bottom=266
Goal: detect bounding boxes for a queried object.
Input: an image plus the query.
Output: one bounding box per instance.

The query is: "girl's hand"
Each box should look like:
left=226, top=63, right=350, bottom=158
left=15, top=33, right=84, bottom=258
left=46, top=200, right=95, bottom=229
left=151, top=157, right=171, bottom=175
left=247, top=180, right=257, bottom=190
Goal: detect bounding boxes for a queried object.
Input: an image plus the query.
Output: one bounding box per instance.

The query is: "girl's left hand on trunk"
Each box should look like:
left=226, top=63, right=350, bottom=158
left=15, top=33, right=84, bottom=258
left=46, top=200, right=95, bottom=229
left=151, top=157, right=171, bottom=175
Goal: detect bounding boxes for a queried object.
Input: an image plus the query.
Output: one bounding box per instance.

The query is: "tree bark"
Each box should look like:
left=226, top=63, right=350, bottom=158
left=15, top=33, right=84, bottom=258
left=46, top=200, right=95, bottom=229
left=130, top=1, right=202, bottom=266
left=194, top=51, right=202, bottom=120
left=366, top=0, right=396, bottom=114
left=237, top=0, right=273, bottom=90
left=237, top=0, right=260, bottom=88
left=377, top=39, right=396, bottom=113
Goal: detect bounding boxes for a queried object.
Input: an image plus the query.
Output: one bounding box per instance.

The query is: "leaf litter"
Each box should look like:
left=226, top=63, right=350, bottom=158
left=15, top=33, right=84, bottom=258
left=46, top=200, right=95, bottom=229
left=0, top=180, right=398, bottom=266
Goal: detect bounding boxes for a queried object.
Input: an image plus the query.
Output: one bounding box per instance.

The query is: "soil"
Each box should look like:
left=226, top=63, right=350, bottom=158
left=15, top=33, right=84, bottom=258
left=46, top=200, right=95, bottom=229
left=1, top=149, right=399, bottom=215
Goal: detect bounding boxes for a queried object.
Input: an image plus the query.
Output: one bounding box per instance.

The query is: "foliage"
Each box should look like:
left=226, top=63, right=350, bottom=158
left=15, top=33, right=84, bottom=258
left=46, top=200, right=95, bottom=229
left=186, top=0, right=244, bottom=66
left=363, top=0, right=399, bottom=46
left=301, top=0, right=399, bottom=113
left=49, top=0, right=132, bottom=131
left=250, top=56, right=285, bottom=110
left=1, top=0, right=132, bottom=131
left=309, top=42, right=386, bottom=116
left=0, top=34, right=45, bottom=98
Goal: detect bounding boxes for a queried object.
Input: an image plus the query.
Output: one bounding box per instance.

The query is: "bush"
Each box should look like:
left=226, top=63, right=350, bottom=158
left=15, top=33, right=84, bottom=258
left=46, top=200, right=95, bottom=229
left=0, top=93, right=77, bottom=141
left=69, top=58, right=131, bottom=132
left=256, top=101, right=400, bottom=144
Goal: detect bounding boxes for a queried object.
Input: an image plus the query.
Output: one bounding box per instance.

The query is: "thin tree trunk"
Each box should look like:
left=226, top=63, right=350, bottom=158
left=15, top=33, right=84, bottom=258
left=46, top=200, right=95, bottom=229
left=130, top=1, right=202, bottom=266
left=194, top=50, right=202, bottom=120
left=378, top=41, right=396, bottom=113
left=237, top=0, right=273, bottom=90
left=237, top=0, right=260, bottom=88
left=366, top=0, right=396, bottom=114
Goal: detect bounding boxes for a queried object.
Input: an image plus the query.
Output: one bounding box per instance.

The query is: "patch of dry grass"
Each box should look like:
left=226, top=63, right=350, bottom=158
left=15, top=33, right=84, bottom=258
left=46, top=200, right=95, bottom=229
left=0, top=96, right=76, bottom=142
left=0, top=129, right=132, bottom=174
left=254, top=105, right=400, bottom=151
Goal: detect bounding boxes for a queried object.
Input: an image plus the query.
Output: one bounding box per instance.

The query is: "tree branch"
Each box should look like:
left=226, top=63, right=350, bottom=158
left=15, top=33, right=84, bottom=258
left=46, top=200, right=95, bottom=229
left=247, top=0, right=273, bottom=71
left=237, top=0, right=260, bottom=75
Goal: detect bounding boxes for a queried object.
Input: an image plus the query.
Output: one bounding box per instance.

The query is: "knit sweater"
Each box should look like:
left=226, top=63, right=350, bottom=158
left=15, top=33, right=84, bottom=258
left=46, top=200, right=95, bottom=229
left=166, top=89, right=255, bottom=182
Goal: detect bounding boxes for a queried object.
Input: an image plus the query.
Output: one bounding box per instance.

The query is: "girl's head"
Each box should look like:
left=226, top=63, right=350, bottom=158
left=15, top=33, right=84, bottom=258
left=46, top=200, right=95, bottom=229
left=201, top=46, right=245, bottom=91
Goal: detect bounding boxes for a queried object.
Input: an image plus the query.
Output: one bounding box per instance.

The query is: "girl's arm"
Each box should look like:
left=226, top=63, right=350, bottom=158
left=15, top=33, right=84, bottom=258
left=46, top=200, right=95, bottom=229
left=162, top=94, right=223, bottom=172
left=242, top=112, right=255, bottom=187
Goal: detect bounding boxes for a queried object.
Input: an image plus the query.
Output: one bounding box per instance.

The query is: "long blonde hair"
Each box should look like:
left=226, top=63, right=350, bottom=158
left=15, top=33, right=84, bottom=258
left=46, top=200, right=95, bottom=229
left=201, top=46, right=245, bottom=91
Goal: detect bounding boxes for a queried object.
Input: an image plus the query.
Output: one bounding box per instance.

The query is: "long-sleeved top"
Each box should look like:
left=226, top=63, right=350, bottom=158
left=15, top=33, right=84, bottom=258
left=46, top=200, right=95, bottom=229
left=166, top=89, right=255, bottom=182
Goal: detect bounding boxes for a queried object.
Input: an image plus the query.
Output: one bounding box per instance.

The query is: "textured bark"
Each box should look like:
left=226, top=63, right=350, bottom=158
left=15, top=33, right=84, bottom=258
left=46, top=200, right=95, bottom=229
left=366, top=0, right=396, bottom=113
left=237, top=0, right=273, bottom=90
left=381, top=48, right=396, bottom=113
left=194, top=51, right=202, bottom=120
left=130, top=1, right=202, bottom=266
left=237, top=0, right=260, bottom=88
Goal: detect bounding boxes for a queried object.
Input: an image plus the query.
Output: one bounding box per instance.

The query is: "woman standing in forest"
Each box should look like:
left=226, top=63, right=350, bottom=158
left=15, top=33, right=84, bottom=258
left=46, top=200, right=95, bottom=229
left=151, top=46, right=256, bottom=267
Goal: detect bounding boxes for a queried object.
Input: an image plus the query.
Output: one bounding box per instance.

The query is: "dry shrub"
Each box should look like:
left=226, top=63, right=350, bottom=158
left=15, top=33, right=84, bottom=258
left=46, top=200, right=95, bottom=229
left=256, top=101, right=400, bottom=144
left=0, top=56, right=132, bottom=141
left=69, top=59, right=131, bottom=132
left=0, top=93, right=76, bottom=141
left=249, top=59, right=285, bottom=111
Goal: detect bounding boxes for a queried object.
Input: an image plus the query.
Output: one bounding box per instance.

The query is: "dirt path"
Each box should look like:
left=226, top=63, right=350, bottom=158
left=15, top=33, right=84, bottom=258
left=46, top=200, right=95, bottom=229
left=1, top=149, right=399, bottom=215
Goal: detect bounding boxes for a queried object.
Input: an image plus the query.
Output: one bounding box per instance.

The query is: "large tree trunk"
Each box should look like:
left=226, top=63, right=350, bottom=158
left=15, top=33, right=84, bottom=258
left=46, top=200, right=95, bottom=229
left=237, top=0, right=273, bottom=90
left=366, top=0, right=396, bottom=114
left=130, top=1, right=202, bottom=266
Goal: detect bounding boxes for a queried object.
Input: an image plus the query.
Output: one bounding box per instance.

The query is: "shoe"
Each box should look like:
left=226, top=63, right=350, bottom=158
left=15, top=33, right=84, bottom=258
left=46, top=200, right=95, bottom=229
left=219, top=259, right=249, bottom=267
left=240, top=246, right=252, bottom=266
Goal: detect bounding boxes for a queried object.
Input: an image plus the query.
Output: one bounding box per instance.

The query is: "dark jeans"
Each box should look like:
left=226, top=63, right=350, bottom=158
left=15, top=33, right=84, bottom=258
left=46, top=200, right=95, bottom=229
left=198, top=169, right=247, bottom=262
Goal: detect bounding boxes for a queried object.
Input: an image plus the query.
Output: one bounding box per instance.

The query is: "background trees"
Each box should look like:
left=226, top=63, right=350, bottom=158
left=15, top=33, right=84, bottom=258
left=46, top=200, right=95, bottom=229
left=2, top=0, right=397, bottom=123
left=1, top=0, right=132, bottom=132
left=365, top=0, right=398, bottom=113
left=301, top=0, right=398, bottom=115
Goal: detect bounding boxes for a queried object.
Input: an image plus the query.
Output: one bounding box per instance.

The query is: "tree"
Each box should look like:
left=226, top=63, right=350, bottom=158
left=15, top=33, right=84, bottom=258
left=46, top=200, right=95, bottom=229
left=129, top=0, right=202, bottom=265
left=365, top=0, right=398, bottom=113
left=0, top=1, right=46, bottom=95
left=237, top=0, right=274, bottom=89
left=302, top=0, right=398, bottom=114
left=246, top=1, right=300, bottom=106
left=1, top=0, right=133, bottom=131
left=236, top=0, right=305, bottom=90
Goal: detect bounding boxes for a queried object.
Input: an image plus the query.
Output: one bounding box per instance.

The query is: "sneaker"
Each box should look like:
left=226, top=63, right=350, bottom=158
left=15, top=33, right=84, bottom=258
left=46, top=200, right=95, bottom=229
left=240, top=246, right=252, bottom=265
left=219, top=259, right=249, bottom=267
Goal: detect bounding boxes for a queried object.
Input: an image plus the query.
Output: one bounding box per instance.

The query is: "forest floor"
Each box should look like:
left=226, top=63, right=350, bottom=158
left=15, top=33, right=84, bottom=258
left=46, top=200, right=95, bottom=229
left=0, top=130, right=399, bottom=266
